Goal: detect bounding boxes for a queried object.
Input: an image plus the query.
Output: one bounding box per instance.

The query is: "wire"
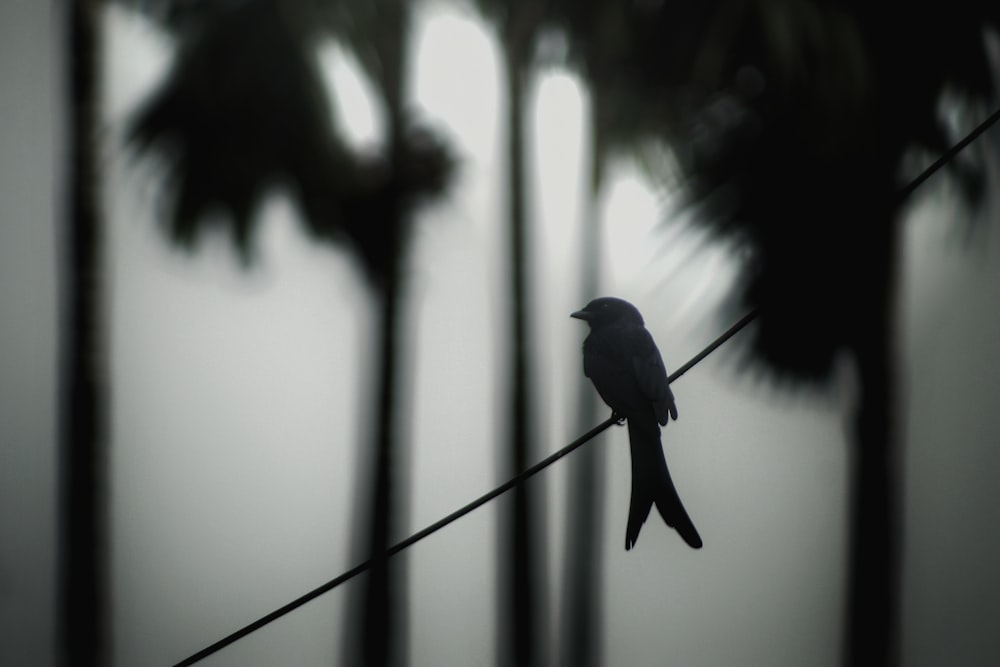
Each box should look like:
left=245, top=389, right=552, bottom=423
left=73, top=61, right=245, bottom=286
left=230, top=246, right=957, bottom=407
left=173, top=420, right=619, bottom=667
left=898, top=107, right=1000, bottom=203
left=668, top=309, right=758, bottom=384
left=173, top=107, right=999, bottom=666
left=171, top=308, right=758, bottom=666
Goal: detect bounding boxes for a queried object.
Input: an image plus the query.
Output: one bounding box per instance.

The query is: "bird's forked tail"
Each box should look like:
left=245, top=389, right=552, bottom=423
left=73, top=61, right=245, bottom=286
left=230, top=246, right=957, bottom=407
left=625, top=417, right=702, bottom=550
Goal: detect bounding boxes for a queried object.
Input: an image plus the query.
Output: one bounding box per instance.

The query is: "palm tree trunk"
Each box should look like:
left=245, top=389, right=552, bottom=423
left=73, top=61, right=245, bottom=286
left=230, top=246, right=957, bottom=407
left=560, top=92, right=606, bottom=667
left=346, top=3, right=410, bottom=665
left=844, top=225, right=902, bottom=667
left=356, top=268, right=407, bottom=667
left=59, top=0, right=108, bottom=665
left=343, top=139, right=409, bottom=667
left=498, top=37, right=545, bottom=667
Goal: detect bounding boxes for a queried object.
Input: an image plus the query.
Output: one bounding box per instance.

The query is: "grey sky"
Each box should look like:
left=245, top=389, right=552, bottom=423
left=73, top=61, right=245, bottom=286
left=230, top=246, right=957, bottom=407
left=2, top=2, right=999, bottom=666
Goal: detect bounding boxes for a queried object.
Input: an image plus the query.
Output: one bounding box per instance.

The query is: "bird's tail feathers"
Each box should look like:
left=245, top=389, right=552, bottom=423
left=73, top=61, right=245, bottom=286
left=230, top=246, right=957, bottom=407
left=625, top=417, right=702, bottom=550
left=625, top=485, right=653, bottom=551
left=654, top=479, right=703, bottom=549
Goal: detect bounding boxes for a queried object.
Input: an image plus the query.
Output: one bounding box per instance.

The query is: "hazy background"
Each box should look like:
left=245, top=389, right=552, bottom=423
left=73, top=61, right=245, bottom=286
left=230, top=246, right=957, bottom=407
left=2, top=1, right=999, bottom=665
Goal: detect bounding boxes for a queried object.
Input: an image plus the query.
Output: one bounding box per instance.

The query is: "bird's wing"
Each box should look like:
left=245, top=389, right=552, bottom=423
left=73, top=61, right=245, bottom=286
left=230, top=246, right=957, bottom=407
left=629, top=327, right=678, bottom=425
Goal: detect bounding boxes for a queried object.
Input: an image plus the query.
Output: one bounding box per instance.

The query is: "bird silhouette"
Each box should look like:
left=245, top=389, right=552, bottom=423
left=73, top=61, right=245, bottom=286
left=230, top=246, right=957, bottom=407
left=572, top=297, right=702, bottom=550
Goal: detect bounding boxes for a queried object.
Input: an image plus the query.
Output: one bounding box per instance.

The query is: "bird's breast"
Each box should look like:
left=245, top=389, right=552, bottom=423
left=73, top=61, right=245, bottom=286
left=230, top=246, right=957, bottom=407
left=583, top=332, right=648, bottom=415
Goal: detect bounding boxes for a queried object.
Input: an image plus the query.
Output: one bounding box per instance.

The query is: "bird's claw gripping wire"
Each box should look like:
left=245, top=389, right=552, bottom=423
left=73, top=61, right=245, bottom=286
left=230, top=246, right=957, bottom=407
left=611, top=411, right=627, bottom=426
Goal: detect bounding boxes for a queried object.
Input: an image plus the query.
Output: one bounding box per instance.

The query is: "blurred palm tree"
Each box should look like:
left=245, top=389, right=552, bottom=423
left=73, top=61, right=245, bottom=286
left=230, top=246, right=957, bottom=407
left=472, top=1, right=549, bottom=664
left=559, top=77, right=607, bottom=667
left=673, top=5, right=997, bottom=665
left=59, top=1, right=108, bottom=664
left=123, top=1, right=453, bottom=665
left=315, top=3, right=453, bottom=664
left=540, top=9, right=623, bottom=666
left=554, top=1, right=998, bottom=665
left=543, top=3, right=717, bottom=663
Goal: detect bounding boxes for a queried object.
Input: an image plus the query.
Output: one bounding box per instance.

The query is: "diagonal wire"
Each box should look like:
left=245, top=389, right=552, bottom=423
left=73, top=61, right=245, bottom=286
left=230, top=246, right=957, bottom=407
left=173, top=106, right=1000, bottom=666
left=898, top=107, right=1000, bottom=202
left=172, top=421, right=617, bottom=667
left=667, top=309, right=759, bottom=384
left=172, top=308, right=758, bottom=667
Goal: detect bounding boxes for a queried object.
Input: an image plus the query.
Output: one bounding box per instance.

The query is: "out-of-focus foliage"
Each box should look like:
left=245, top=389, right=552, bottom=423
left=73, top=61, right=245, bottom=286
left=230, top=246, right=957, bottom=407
left=127, top=0, right=347, bottom=255
left=550, top=0, right=999, bottom=381
left=125, top=0, right=454, bottom=283
left=542, top=7, right=997, bottom=665
left=679, top=1, right=997, bottom=381
left=545, top=1, right=712, bottom=156
left=124, top=4, right=453, bottom=666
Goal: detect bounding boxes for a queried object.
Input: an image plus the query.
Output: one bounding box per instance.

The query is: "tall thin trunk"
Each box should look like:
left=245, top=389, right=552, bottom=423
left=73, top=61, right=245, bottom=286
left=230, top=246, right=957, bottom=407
left=356, top=268, right=407, bottom=667
left=59, top=0, right=108, bottom=665
left=345, top=3, right=410, bottom=666
left=497, top=36, right=544, bottom=667
left=843, top=221, right=902, bottom=667
left=560, top=92, right=606, bottom=667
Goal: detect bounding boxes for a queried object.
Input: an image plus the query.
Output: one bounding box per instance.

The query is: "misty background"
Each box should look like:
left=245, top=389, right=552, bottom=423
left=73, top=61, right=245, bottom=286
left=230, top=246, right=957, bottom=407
left=2, top=1, right=1000, bottom=665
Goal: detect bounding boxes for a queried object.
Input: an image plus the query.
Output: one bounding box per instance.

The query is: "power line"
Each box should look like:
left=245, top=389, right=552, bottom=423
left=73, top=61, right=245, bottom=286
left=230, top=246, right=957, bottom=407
left=898, top=107, right=1000, bottom=202
left=668, top=309, right=759, bottom=384
left=173, top=107, right=999, bottom=666
left=172, top=308, right=758, bottom=667
left=174, top=417, right=616, bottom=667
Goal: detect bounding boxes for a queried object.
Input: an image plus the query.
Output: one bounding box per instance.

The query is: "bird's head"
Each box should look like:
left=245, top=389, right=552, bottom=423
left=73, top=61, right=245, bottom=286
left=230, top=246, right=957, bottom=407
left=571, top=297, right=644, bottom=328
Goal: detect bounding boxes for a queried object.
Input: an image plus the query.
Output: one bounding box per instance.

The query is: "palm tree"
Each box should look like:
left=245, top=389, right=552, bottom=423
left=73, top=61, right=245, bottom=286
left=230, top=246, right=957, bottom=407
left=315, top=3, right=454, bottom=664
left=124, top=2, right=453, bottom=665
left=545, top=4, right=713, bottom=663
left=673, top=5, right=997, bottom=664
left=472, top=1, right=549, bottom=664
left=555, top=2, right=999, bottom=665
left=558, top=92, right=605, bottom=667
left=558, top=95, right=606, bottom=667
left=551, top=21, right=615, bottom=667
left=59, top=1, right=108, bottom=664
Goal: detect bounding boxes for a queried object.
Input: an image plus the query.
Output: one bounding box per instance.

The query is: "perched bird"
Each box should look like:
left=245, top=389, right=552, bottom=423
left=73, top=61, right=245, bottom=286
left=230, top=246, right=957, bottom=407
left=571, top=297, right=702, bottom=550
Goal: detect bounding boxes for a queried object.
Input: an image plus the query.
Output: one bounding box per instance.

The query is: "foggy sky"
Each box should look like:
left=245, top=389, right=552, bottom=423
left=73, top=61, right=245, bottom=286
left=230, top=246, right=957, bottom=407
left=2, top=2, right=999, bottom=666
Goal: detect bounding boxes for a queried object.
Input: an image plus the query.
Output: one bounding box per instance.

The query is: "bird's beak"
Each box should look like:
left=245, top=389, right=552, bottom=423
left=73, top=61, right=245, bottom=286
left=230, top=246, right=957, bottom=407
left=570, top=309, right=590, bottom=321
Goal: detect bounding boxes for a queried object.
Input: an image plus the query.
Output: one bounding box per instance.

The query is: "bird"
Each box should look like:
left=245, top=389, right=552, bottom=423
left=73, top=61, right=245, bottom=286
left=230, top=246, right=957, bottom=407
left=571, top=297, right=702, bottom=551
